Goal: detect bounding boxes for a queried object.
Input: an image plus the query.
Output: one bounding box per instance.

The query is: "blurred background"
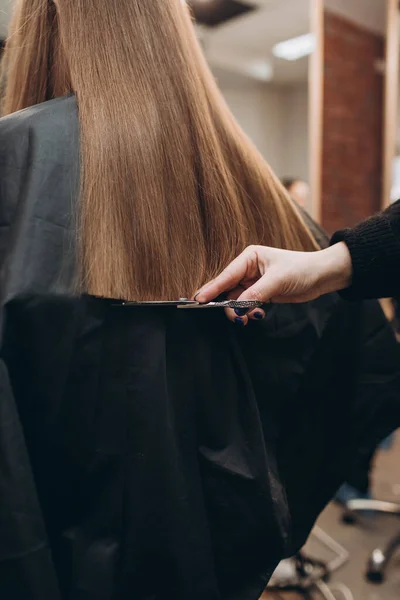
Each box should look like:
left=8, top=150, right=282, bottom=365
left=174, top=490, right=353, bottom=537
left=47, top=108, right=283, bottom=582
left=187, top=0, right=393, bottom=233
left=191, top=0, right=312, bottom=209
left=1, top=1, right=400, bottom=599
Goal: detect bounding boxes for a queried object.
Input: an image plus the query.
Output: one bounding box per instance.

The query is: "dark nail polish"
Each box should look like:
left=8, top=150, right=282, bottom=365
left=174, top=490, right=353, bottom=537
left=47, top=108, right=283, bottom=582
left=254, top=312, right=264, bottom=320
left=234, top=308, right=247, bottom=316
left=234, top=317, right=244, bottom=326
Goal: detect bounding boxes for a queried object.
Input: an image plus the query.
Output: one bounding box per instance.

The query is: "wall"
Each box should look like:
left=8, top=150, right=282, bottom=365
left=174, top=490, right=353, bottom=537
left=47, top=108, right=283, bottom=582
left=322, top=11, right=384, bottom=233
left=218, top=75, right=309, bottom=182
left=221, top=83, right=284, bottom=175
left=280, top=85, right=309, bottom=183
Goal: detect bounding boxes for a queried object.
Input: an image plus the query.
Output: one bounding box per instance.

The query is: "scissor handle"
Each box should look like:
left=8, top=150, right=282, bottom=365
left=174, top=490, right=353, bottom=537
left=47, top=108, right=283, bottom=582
left=178, top=300, right=263, bottom=309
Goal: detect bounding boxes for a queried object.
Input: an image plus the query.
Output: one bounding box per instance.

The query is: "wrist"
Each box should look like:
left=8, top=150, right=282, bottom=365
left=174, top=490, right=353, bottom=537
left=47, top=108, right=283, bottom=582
left=314, top=242, right=353, bottom=295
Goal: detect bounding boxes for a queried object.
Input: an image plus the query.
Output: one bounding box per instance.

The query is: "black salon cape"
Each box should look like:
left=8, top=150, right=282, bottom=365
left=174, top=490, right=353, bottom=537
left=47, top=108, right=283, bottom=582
left=0, top=96, right=399, bottom=600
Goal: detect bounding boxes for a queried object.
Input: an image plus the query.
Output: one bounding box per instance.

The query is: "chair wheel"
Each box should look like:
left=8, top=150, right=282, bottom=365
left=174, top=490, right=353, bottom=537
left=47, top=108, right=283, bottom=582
left=342, top=509, right=356, bottom=525
left=366, top=549, right=386, bottom=583
left=366, top=570, right=384, bottom=583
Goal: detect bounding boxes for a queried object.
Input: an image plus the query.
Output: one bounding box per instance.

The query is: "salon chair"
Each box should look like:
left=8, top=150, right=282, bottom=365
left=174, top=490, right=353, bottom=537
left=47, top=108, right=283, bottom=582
left=344, top=498, right=400, bottom=583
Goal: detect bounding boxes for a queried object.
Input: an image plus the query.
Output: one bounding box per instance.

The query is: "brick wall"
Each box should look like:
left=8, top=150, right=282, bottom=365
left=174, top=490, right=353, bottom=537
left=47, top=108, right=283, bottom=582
left=321, top=11, right=384, bottom=233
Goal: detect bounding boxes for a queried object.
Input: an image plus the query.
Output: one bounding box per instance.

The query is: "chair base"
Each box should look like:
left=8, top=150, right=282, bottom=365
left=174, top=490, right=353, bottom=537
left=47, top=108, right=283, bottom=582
left=342, top=499, right=400, bottom=584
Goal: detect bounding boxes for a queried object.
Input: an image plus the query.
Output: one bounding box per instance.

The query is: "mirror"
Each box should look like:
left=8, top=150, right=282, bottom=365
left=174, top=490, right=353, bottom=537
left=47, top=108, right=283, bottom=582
left=321, top=0, right=387, bottom=232
left=192, top=0, right=321, bottom=215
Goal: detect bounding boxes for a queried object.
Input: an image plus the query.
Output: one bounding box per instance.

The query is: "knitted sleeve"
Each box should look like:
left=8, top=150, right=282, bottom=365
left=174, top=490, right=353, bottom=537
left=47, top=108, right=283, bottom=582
left=331, top=200, right=400, bottom=300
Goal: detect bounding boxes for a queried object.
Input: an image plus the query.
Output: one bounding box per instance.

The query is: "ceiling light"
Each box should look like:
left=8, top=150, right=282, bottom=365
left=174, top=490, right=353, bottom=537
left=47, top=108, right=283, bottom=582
left=272, top=33, right=316, bottom=62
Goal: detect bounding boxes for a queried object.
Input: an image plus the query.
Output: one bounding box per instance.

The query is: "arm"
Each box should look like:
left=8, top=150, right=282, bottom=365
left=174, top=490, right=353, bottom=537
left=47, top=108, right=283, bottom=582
left=197, top=203, right=400, bottom=307
left=332, top=200, right=400, bottom=300
left=196, top=242, right=353, bottom=308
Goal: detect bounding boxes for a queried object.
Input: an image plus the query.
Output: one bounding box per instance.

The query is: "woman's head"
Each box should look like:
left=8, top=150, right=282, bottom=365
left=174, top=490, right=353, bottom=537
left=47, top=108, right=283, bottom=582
left=282, top=178, right=310, bottom=209
left=2, top=0, right=317, bottom=300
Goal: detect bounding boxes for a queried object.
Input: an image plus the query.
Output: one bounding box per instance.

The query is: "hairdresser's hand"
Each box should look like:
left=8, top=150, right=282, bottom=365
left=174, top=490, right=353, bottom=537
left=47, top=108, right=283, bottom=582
left=195, top=243, right=352, bottom=325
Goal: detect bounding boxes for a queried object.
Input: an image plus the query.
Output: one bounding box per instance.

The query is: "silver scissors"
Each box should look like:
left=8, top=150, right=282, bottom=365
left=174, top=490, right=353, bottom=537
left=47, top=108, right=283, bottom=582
left=119, top=299, right=263, bottom=309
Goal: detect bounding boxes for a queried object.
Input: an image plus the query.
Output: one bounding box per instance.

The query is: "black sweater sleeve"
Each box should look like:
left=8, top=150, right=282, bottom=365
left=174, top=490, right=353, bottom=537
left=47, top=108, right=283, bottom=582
left=330, top=200, right=400, bottom=300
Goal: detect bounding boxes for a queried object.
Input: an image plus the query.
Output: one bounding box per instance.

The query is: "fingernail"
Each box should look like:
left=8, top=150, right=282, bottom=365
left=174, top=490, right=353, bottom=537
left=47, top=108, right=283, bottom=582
left=234, top=317, right=244, bottom=326
left=254, top=312, right=264, bottom=320
left=234, top=308, right=247, bottom=316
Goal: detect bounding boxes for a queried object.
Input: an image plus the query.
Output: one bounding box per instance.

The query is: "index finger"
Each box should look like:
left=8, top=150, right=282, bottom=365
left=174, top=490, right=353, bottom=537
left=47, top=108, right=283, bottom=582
left=195, top=251, right=250, bottom=303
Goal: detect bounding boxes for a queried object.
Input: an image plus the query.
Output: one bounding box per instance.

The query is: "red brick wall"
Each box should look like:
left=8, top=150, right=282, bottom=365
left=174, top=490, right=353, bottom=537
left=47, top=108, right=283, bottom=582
left=321, top=11, right=384, bottom=233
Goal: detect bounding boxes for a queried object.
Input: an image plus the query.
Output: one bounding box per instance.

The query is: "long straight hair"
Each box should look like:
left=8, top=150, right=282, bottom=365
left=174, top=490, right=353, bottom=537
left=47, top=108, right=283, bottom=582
left=2, top=0, right=317, bottom=300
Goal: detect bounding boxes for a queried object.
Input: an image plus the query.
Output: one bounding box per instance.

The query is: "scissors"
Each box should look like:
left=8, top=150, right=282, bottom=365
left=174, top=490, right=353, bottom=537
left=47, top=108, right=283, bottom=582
left=118, top=299, right=263, bottom=309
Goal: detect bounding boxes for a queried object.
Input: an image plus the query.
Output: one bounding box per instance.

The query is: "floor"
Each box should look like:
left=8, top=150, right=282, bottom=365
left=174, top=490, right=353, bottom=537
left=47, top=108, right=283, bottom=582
left=261, top=432, right=400, bottom=600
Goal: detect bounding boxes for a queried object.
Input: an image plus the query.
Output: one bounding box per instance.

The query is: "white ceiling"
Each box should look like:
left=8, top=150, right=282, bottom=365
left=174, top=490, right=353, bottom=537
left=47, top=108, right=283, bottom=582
left=203, top=0, right=311, bottom=85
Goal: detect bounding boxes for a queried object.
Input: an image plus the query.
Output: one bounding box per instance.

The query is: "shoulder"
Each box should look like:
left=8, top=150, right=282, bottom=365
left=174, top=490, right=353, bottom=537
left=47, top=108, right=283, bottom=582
left=0, top=95, right=78, bottom=166
left=0, top=96, right=80, bottom=238
left=0, top=94, right=77, bottom=135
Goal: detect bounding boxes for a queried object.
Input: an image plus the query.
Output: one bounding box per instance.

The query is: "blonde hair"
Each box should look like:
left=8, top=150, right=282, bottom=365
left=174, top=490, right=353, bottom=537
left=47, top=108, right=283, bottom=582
left=2, top=0, right=317, bottom=300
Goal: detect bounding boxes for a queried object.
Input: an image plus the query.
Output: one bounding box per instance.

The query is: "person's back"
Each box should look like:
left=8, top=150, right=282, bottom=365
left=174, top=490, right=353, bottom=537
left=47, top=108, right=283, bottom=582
left=1, top=2, right=400, bottom=600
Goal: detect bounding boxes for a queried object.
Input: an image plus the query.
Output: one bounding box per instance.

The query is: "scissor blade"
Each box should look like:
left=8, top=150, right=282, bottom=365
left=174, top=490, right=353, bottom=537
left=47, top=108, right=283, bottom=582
left=120, top=300, right=198, bottom=307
